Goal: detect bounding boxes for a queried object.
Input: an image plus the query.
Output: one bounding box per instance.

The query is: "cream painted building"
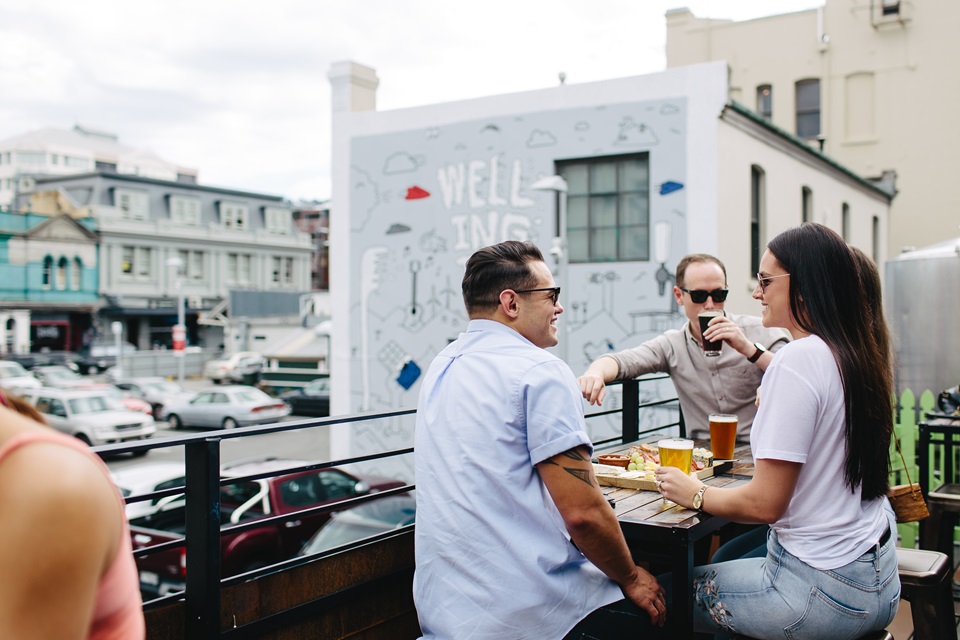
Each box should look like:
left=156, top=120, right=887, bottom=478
left=327, top=60, right=890, bottom=476
left=666, top=1, right=959, bottom=254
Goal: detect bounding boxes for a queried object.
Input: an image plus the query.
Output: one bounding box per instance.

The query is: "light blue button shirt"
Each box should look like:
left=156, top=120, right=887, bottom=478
left=414, top=319, right=622, bottom=640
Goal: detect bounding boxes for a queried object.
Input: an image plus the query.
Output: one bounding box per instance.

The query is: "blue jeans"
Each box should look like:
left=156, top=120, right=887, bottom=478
left=690, top=512, right=900, bottom=639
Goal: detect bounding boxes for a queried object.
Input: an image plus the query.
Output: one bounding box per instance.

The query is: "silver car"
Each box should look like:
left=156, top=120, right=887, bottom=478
left=0, top=361, right=41, bottom=391
left=114, top=377, right=196, bottom=415
left=20, top=387, right=156, bottom=449
left=163, top=385, right=290, bottom=430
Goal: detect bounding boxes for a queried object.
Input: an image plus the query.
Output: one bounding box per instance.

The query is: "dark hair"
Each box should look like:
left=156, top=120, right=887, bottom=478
left=462, top=241, right=544, bottom=315
left=676, top=254, right=727, bottom=288
left=767, top=223, right=892, bottom=499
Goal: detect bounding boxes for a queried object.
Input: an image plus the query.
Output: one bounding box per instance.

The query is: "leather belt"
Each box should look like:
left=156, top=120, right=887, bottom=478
left=878, top=526, right=891, bottom=547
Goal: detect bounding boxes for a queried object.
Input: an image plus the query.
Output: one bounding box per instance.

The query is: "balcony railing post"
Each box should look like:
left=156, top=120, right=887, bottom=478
left=185, top=437, right=222, bottom=640
left=622, top=379, right=640, bottom=443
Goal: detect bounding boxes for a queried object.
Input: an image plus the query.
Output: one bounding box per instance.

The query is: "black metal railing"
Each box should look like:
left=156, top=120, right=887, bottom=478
left=98, top=377, right=679, bottom=639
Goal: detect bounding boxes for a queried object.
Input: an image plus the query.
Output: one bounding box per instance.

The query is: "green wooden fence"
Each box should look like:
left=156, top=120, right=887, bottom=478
left=890, top=388, right=940, bottom=548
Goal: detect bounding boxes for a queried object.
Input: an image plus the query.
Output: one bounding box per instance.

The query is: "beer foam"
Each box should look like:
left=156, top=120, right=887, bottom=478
left=658, top=438, right=693, bottom=450
left=709, top=414, right=737, bottom=423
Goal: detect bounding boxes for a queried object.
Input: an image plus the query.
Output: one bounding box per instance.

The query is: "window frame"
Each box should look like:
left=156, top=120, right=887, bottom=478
left=795, top=79, right=822, bottom=140
left=264, top=207, right=291, bottom=235
left=115, top=188, right=149, bottom=220
left=170, top=195, right=201, bottom=226
left=756, top=84, right=772, bottom=120
left=556, top=153, right=651, bottom=264
left=220, top=202, right=249, bottom=230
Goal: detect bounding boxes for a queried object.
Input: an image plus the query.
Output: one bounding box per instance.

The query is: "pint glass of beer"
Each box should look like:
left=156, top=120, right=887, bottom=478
left=709, top=414, right=738, bottom=460
left=698, top=311, right=724, bottom=357
left=658, top=438, right=694, bottom=474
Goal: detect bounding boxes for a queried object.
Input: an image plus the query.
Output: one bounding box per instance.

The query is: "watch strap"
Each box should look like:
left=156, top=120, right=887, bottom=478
left=747, top=343, right=767, bottom=363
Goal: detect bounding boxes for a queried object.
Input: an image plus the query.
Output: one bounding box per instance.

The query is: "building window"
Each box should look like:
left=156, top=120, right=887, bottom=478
left=872, top=216, right=880, bottom=261
left=51, top=154, right=59, bottom=165
left=42, top=256, right=53, bottom=289
left=557, top=154, right=650, bottom=263
left=220, top=202, right=248, bottom=230
left=284, top=257, right=294, bottom=285
left=882, top=0, right=900, bottom=16
left=63, top=156, right=90, bottom=169
left=72, top=258, right=82, bottom=290
left=239, top=254, right=251, bottom=284
left=795, top=79, right=821, bottom=139
left=841, top=203, right=850, bottom=240
left=264, top=207, right=291, bottom=234
left=170, top=196, right=201, bottom=226
left=226, top=254, right=252, bottom=285
left=227, top=254, right=238, bottom=284
left=801, top=186, right=812, bottom=223
left=751, top=165, right=765, bottom=276
left=177, top=249, right=204, bottom=281
left=115, top=189, right=149, bottom=220
left=56, top=257, right=68, bottom=290
left=121, top=246, right=152, bottom=278
left=16, top=151, right=45, bottom=166
left=271, top=257, right=294, bottom=286
left=756, top=85, right=772, bottom=120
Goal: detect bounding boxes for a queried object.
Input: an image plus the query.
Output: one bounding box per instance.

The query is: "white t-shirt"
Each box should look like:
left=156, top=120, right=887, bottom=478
left=752, top=334, right=889, bottom=570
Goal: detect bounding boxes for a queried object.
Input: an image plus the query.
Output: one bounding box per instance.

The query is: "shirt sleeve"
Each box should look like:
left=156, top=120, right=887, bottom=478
left=610, top=334, right=672, bottom=380
left=523, top=360, right=593, bottom=465
left=752, top=356, right=819, bottom=463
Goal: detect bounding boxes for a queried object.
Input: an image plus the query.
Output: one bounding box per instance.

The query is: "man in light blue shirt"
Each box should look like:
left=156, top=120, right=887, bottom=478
left=414, top=241, right=665, bottom=640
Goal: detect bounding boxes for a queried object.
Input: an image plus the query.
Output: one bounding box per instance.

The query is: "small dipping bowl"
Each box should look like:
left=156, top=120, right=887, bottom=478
left=597, top=454, right=631, bottom=468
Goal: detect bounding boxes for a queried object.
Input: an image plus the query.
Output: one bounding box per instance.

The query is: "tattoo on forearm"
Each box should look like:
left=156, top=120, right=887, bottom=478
left=542, top=459, right=559, bottom=467
left=560, top=449, right=588, bottom=462
left=564, top=467, right=594, bottom=487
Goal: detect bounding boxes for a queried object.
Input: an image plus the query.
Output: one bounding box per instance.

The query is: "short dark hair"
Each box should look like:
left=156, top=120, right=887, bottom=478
left=675, top=254, right=727, bottom=288
left=462, top=241, right=544, bottom=316
left=767, top=223, right=892, bottom=500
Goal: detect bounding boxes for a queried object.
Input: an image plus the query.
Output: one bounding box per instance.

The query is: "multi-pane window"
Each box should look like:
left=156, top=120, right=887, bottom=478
left=171, top=196, right=201, bottom=226
left=227, top=253, right=253, bottom=285
left=801, top=187, right=812, bottom=223
left=756, top=85, right=772, bottom=120
left=121, top=246, right=152, bottom=278
left=72, top=258, right=82, bottom=290
left=751, top=165, right=765, bottom=276
left=271, top=257, right=295, bottom=286
left=64, top=156, right=89, bottom=169
left=115, top=189, right=149, bottom=220
left=558, top=154, right=650, bottom=263
left=42, top=256, right=53, bottom=289
left=16, top=151, right=45, bottom=166
left=264, top=207, right=291, bottom=234
left=220, top=202, right=249, bottom=230
left=796, top=79, right=821, bottom=139
left=56, top=258, right=68, bottom=289
left=177, top=249, right=205, bottom=281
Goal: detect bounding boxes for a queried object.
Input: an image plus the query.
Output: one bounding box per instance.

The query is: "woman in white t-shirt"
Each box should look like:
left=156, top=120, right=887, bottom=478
left=656, top=223, right=899, bottom=639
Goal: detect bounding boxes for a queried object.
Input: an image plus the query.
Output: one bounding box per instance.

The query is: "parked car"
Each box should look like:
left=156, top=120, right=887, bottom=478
left=298, top=494, right=416, bottom=556
left=203, top=351, right=265, bottom=385
left=73, top=382, right=153, bottom=415
left=19, top=387, right=156, bottom=449
left=4, top=351, right=81, bottom=372
left=0, top=361, right=42, bottom=391
left=114, top=377, right=196, bottom=415
left=76, top=341, right=138, bottom=374
left=110, top=461, right=186, bottom=520
left=162, top=385, right=290, bottom=430
left=279, top=378, right=330, bottom=417
left=128, top=457, right=405, bottom=597
left=31, top=365, right=88, bottom=388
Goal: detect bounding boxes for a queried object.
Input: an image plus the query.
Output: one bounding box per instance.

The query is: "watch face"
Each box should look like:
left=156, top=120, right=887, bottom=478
left=693, top=494, right=702, bottom=509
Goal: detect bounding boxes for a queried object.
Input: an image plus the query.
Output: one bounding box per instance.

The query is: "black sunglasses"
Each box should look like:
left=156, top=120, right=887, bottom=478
left=681, top=288, right=729, bottom=304
left=514, top=286, right=561, bottom=304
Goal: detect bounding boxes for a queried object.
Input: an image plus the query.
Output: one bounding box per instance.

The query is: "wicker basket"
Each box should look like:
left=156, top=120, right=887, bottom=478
left=888, top=482, right=929, bottom=523
left=889, top=433, right=930, bottom=523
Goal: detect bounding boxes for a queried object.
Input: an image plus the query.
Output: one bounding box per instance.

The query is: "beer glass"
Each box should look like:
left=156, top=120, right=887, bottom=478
left=698, top=311, right=724, bottom=357
left=709, top=413, right=738, bottom=460
left=658, top=438, right=694, bottom=474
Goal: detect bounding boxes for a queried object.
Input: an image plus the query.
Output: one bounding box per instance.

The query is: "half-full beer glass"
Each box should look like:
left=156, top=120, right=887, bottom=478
left=698, top=311, right=724, bottom=357
left=658, top=438, right=694, bottom=474
left=709, top=413, right=738, bottom=460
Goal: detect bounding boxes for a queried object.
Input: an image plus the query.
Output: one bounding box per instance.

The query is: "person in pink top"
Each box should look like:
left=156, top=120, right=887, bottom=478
left=0, top=389, right=145, bottom=639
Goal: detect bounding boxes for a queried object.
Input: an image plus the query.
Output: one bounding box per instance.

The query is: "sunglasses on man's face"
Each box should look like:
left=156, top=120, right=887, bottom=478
left=514, top=286, right=561, bottom=305
left=681, top=288, right=729, bottom=304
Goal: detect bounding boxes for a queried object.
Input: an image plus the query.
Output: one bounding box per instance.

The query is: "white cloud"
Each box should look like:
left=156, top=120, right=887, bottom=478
left=0, top=0, right=822, bottom=201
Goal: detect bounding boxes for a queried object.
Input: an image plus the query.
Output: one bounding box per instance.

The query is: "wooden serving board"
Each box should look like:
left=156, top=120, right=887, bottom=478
left=596, top=460, right=732, bottom=491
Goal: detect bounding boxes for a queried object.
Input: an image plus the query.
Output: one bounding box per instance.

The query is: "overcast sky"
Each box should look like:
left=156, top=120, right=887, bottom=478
left=0, top=0, right=821, bottom=202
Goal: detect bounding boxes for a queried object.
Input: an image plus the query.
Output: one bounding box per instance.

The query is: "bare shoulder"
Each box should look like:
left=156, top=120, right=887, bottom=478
left=0, top=440, right=119, bottom=546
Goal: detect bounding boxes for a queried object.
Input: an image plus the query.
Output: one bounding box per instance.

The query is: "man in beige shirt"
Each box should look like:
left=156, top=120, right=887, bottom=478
left=579, top=254, right=790, bottom=440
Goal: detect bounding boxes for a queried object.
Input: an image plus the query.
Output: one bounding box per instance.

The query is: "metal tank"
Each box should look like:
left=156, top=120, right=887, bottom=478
left=885, top=236, right=960, bottom=399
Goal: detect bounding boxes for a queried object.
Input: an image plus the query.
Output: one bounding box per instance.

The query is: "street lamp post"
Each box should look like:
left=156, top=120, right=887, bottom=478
left=166, top=256, right=186, bottom=383
left=531, top=175, right=569, bottom=363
